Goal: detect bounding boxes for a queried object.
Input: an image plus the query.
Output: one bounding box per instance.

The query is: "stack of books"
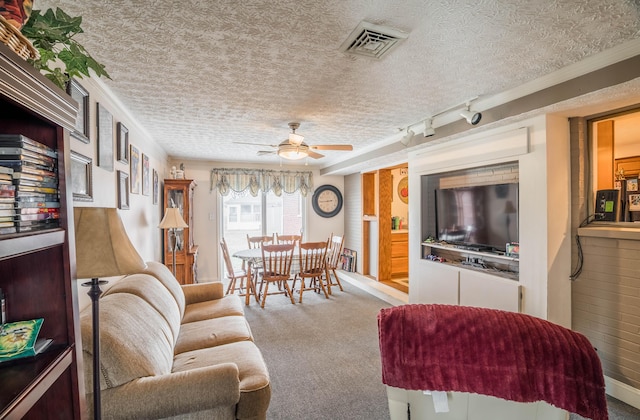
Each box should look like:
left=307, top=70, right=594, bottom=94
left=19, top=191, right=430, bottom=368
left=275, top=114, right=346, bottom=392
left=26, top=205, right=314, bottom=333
left=0, top=135, right=60, bottom=234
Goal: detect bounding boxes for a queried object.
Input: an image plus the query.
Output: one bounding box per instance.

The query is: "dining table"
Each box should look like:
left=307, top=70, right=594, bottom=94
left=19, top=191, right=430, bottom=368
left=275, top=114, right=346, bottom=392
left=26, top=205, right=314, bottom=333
left=232, top=247, right=301, bottom=305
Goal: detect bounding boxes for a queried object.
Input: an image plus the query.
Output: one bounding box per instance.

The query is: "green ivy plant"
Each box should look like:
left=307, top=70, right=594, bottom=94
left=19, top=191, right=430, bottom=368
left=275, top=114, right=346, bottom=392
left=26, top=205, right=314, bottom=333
left=20, top=8, right=110, bottom=90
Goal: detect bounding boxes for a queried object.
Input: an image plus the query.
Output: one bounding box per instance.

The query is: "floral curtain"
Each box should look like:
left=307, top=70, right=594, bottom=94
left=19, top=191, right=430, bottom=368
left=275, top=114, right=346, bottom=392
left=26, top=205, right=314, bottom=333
left=210, top=168, right=314, bottom=197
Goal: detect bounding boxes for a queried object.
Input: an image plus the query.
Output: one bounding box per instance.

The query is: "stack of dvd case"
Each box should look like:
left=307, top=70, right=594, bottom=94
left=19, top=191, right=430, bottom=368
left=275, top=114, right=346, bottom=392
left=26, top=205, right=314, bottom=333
left=0, top=135, right=60, bottom=234
left=0, top=165, right=16, bottom=234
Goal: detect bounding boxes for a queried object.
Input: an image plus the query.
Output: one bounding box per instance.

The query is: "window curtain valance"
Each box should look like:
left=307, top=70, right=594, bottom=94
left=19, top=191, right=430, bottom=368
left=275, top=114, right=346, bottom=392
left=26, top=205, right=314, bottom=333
left=210, top=168, right=314, bottom=197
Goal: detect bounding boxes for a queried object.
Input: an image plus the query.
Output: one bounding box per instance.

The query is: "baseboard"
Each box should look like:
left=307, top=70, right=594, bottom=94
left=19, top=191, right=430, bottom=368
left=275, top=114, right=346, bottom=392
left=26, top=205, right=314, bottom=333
left=605, top=376, right=640, bottom=409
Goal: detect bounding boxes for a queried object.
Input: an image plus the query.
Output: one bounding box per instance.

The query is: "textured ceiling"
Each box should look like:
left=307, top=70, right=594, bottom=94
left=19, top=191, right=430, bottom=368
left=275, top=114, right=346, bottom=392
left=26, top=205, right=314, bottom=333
left=37, top=0, right=640, bottom=171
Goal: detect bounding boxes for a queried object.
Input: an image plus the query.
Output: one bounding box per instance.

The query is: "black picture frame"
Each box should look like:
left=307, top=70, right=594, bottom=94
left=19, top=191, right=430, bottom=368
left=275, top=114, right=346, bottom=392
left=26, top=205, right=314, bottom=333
left=96, top=103, right=114, bottom=171
left=118, top=170, right=130, bottom=210
left=70, top=151, right=93, bottom=202
left=117, top=122, right=129, bottom=164
left=67, top=79, right=90, bottom=144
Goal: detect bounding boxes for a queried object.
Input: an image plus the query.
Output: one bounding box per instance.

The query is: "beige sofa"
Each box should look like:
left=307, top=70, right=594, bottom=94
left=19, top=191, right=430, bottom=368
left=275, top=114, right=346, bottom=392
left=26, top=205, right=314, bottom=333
left=79, top=261, right=271, bottom=420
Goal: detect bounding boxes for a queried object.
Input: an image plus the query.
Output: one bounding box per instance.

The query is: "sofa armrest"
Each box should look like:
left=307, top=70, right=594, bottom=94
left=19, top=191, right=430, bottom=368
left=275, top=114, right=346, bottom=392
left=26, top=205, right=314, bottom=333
left=101, top=363, right=240, bottom=419
left=181, top=281, right=225, bottom=304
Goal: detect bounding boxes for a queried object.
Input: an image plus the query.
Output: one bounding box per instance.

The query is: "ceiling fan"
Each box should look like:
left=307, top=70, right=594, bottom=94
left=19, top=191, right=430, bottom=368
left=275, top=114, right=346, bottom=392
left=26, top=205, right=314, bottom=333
left=235, top=122, right=353, bottom=160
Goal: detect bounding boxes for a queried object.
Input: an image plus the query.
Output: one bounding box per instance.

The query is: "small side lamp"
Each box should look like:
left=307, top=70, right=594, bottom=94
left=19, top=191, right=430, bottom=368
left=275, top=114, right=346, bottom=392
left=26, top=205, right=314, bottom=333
left=158, top=207, right=188, bottom=277
left=74, top=207, right=146, bottom=420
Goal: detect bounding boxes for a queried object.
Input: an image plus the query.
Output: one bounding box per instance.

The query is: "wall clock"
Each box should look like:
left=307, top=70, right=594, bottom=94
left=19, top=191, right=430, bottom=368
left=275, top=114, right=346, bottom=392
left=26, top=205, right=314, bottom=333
left=312, top=184, right=343, bottom=218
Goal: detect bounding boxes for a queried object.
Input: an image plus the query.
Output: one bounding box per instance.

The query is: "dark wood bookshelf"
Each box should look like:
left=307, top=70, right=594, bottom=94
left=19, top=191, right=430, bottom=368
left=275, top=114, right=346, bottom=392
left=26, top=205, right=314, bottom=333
left=0, top=42, right=84, bottom=419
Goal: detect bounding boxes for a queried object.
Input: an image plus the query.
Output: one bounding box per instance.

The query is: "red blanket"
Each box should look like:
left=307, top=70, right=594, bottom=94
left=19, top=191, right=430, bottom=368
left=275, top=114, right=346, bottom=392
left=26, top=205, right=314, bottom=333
left=378, top=304, right=608, bottom=420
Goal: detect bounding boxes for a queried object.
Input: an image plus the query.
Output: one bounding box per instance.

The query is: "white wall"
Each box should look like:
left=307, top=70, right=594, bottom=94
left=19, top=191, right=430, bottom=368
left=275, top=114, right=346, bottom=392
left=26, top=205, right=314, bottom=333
left=408, top=116, right=572, bottom=326
left=169, top=159, right=345, bottom=282
left=71, top=77, right=169, bottom=310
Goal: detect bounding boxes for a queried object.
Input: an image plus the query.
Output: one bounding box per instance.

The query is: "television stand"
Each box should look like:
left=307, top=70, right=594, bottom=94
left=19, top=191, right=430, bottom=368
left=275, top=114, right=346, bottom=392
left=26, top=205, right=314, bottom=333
left=421, top=241, right=519, bottom=281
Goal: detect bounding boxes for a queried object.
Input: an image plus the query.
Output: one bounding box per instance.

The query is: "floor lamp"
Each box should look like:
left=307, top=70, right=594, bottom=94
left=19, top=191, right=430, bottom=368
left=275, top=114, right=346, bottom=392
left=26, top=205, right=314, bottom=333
left=74, top=208, right=147, bottom=420
left=159, top=207, right=188, bottom=277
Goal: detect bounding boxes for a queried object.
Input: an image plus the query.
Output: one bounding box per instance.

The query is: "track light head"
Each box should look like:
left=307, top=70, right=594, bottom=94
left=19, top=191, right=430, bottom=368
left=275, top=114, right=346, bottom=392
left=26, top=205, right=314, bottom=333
left=400, top=129, right=414, bottom=146
left=460, top=108, right=482, bottom=125
left=423, top=119, right=435, bottom=137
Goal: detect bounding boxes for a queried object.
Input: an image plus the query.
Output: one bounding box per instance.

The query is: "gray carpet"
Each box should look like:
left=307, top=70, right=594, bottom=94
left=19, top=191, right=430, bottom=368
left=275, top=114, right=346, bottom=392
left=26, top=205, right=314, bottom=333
left=243, top=280, right=392, bottom=420
left=241, top=278, right=640, bottom=420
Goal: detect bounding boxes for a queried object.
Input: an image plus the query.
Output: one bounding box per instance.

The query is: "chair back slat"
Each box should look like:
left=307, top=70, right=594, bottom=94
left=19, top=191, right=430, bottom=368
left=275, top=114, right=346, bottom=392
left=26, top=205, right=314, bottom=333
left=247, top=234, right=274, bottom=249
left=220, top=238, right=234, bottom=275
left=299, top=240, right=328, bottom=276
left=275, top=233, right=301, bottom=246
left=327, top=234, right=344, bottom=269
left=261, top=243, right=295, bottom=281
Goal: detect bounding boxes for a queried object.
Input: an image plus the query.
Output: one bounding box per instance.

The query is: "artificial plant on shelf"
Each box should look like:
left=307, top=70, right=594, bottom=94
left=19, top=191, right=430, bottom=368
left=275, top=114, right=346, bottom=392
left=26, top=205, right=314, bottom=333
left=20, top=7, right=110, bottom=90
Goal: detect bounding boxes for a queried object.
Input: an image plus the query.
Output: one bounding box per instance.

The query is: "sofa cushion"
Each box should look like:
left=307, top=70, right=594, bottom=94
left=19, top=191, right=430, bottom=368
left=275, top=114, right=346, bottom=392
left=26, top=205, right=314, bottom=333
left=175, top=315, right=254, bottom=354
left=182, top=295, right=245, bottom=324
left=81, top=293, right=174, bottom=390
left=142, top=260, right=186, bottom=317
left=104, top=273, right=182, bottom=344
left=173, top=341, right=271, bottom=419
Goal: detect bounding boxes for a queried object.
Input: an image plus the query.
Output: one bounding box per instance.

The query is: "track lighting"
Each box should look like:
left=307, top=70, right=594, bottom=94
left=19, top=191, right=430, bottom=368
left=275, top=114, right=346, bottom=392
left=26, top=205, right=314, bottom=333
left=423, top=119, right=435, bottom=137
left=460, top=106, right=482, bottom=125
left=400, top=129, right=414, bottom=146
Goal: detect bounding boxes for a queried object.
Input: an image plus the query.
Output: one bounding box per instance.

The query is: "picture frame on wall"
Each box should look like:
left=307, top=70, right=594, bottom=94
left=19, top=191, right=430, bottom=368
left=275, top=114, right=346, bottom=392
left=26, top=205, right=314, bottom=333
left=117, top=122, right=129, bottom=164
left=96, top=103, right=114, bottom=171
left=67, top=79, right=90, bottom=144
left=142, top=153, right=150, bottom=196
left=629, top=194, right=640, bottom=212
left=70, top=151, right=93, bottom=202
left=153, top=169, right=159, bottom=204
left=118, top=170, right=130, bottom=210
left=626, top=178, right=638, bottom=192
left=130, top=144, right=140, bottom=194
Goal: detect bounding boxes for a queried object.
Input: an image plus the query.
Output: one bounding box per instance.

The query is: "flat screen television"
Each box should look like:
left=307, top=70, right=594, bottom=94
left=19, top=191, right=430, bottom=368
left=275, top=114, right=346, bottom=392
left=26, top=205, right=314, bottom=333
left=435, top=183, right=518, bottom=252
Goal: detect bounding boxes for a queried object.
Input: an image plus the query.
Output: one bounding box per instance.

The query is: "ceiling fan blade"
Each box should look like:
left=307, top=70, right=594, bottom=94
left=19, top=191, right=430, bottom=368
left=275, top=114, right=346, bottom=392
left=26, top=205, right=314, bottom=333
left=308, top=150, right=325, bottom=159
left=233, top=141, right=278, bottom=148
left=257, top=150, right=276, bottom=156
left=309, top=144, right=354, bottom=151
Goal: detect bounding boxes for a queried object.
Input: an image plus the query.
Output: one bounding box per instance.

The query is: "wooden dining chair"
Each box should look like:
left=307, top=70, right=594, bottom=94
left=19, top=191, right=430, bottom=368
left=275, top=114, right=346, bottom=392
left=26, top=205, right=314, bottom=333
left=275, top=233, right=301, bottom=246
left=259, top=243, right=296, bottom=308
left=325, top=233, right=345, bottom=294
left=293, top=240, right=329, bottom=303
left=247, top=234, right=274, bottom=248
left=246, top=234, right=274, bottom=282
left=220, top=237, right=251, bottom=297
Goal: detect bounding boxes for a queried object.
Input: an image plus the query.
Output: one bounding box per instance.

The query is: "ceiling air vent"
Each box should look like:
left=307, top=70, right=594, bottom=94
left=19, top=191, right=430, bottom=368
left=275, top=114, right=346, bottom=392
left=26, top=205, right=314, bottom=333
left=340, top=21, right=409, bottom=59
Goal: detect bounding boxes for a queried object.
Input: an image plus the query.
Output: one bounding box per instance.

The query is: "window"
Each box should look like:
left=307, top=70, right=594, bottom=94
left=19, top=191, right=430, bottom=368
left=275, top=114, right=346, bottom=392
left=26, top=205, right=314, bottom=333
left=221, top=190, right=305, bottom=271
left=589, top=106, right=640, bottom=222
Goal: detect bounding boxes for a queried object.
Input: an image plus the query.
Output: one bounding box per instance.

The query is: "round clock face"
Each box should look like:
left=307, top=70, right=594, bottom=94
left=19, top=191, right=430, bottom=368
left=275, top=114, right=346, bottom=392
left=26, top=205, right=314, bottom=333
left=312, top=185, right=343, bottom=218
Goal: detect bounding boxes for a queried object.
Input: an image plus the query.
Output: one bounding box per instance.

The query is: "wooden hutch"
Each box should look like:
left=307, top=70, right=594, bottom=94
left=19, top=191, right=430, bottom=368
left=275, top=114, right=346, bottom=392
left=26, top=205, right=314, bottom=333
left=163, top=179, right=198, bottom=284
left=0, top=44, right=84, bottom=417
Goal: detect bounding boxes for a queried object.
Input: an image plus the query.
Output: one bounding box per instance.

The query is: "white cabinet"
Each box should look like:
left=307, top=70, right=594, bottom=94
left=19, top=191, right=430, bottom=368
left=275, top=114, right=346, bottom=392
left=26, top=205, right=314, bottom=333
left=410, top=259, right=521, bottom=312
left=459, top=270, right=521, bottom=312
left=410, top=260, right=459, bottom=304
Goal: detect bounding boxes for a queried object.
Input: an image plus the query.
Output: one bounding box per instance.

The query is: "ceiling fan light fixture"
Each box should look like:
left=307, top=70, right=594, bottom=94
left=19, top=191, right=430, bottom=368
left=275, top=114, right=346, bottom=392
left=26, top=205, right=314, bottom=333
left=278, top=143, right=309, bottom=160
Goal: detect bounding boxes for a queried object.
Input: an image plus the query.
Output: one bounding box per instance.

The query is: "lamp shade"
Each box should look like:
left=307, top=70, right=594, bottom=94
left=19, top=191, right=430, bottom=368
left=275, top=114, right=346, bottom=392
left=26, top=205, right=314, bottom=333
left=158, top=207, right=188, bottom=229
left=74, top=207, right=147, bottom=279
